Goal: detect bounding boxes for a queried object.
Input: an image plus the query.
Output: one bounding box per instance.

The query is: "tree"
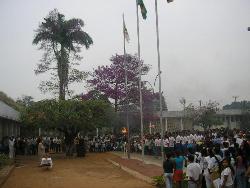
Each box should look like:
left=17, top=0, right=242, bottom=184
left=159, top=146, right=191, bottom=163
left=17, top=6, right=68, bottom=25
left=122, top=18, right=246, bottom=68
left=33, top=9, right=93, bottom=100
left=21, top=99, right=115, bottom=156
left=0, top=91, right=21, bottom=111
left=16, top=95, right=34, bottom=107
left=188, top=101, right=222, bottom=130
left=87, top=54, right=150, bottom=111
left=179, top=97, right=186, bottom=110
left=80, top=90, right=110, bottom=103
left=240, top=112, right=250, bottom=130
left=223, top=101, right=250, bottom=110
left=142, top=91, right=167, bottom=123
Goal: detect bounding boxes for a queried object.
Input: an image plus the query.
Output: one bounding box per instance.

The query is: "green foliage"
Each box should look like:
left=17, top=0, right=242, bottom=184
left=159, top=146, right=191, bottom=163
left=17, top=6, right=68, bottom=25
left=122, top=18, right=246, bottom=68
left=0, top=91, right=22, bottom=111
left=240, top=112, right=250, bottom=129
left=0, top=154, right=12, bottom=168
left=189, top=101, right=222, bottom=129
left=20, top=99, right=116, bottom=134
left=33, top=9, right=93, bottom=100
left=16, top=95, right=34, bottom=108
left=152, top=175, right=165, bottom=188
left=223, top=101, right=250, bottom=110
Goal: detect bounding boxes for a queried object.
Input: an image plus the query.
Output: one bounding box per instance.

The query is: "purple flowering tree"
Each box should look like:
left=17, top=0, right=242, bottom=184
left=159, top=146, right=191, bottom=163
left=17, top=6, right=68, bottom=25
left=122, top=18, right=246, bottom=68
left=87, top=54, right=150, bottom=112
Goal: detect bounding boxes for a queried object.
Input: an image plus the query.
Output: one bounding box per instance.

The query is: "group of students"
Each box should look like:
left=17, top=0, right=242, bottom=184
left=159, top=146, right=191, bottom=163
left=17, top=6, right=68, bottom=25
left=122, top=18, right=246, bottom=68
left=162, top=129, right=250, bottom=188
left=7, top=136, right=63, bottom=158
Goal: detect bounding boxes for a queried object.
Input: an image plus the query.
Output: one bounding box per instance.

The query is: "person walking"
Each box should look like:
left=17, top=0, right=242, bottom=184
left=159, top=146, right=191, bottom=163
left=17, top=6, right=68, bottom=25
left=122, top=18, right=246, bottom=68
left=8, top=137, right=15, bottom=159
left=37, top=138, right=45, bottom=161
left=186, top=154, right=202, bottom=188
left=220, top=158, right=234, bottom=188
left=199, top=148, right=209, bottom=188
left=235, top=150, right=247, bottom=188
left=163, top=153, right=175, bottom=188
left=173, top=151, right=185, bottom=188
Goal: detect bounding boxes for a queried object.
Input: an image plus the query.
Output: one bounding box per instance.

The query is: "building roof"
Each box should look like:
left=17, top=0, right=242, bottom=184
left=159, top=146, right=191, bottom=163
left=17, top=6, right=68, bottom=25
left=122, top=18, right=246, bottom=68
left=0, top=100, right=20, bottom=121
left=162, top=111, right=185, bottom=118
left=216, top=109, right=243, bottom=116
left=162, top=109, right=247, bottom=118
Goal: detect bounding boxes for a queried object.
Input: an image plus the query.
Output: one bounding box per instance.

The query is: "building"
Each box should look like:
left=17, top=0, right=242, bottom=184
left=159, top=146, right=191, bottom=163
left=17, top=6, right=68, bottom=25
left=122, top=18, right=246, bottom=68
left=161, top=111, right=193, bottom=132
left=159, top=109, right=247, bottom=132
left=216, top=109, right=246, bottom=129
left=0, top=100, right=20, bottom=141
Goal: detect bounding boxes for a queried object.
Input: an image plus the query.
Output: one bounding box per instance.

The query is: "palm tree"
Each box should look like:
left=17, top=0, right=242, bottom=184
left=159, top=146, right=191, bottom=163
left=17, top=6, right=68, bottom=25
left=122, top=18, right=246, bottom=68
left=33, top=9, right=93, bottom=100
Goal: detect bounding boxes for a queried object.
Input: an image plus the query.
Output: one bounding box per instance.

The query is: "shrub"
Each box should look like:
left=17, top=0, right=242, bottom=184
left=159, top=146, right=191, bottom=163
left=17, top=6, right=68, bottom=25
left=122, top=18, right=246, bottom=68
left=0, top=154, right=12, bottom=168
left=152, top=175, right=165, bottom=188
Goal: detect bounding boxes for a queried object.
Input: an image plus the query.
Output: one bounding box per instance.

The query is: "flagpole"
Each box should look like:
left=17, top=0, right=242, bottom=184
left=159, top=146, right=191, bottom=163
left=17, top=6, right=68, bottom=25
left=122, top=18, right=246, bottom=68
left=123, top=13, right=130, bottom=159
left=136, top=0, right=144, bottom=163
left=154, top=0, right=164, bottom=162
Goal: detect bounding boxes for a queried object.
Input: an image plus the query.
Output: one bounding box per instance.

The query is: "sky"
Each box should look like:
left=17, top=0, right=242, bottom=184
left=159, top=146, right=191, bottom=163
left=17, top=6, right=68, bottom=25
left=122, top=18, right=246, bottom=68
left=0, top=0, right=250, bottom=110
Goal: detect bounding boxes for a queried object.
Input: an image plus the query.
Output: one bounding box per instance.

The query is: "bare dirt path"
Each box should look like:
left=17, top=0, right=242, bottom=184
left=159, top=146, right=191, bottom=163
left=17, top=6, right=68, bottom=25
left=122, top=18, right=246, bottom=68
left=3, top=153, right=154, bottom=188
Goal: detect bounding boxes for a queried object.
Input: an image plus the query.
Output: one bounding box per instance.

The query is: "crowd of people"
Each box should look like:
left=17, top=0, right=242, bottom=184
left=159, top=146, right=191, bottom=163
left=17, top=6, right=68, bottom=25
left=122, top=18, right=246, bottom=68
left=160, top=129, right=250, bottom=188
left=7, top=136, right=63, bottom=159
left=5, top=128, right=250, bottom=188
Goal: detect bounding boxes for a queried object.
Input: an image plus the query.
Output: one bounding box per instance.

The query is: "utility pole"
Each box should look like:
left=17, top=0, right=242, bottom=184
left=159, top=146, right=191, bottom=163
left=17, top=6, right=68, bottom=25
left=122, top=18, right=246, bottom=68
left=232, top=96, right=239, bottom=102
left=198, top=100, right=202, bottom=107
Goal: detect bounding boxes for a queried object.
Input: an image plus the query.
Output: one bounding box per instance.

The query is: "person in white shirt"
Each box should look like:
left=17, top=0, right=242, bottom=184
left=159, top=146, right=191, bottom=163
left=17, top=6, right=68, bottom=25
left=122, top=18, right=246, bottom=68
left=236, top=134, right=243, bottom=147
left=182, top=136, right=188, bottom=145
left=40, top=152, right=53, bottom=169
left=8, top=137, right=15, bottom=159
left=168, top=135, right=175, bottom=151
left=163, top=137, right=169, bottom=155
left=187, top=154, right=202, bottom=188
left=176, top=135, right=181, bottom=144
left=207, top=148, right=222, bottom=188
left=220, top=158, right=234, bottom=188
left=154, top=138, right=161, bottom=156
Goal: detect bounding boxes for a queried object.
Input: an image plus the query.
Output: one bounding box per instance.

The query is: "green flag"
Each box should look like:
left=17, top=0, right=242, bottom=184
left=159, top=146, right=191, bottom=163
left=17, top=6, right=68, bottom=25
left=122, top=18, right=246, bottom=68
left=137, top=0, right=147, bottom=20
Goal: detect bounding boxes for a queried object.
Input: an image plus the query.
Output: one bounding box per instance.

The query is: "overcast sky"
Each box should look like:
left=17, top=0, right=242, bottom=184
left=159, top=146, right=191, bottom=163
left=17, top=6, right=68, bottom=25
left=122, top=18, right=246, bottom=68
left=0, top=0, right=250, bottom=110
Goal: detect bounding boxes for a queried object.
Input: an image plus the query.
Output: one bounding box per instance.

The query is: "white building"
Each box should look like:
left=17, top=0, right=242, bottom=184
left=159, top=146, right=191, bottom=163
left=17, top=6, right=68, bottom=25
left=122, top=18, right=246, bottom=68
left=160, top=109, right=247, bottom=132
left=0, top=100, right=20, bottom=141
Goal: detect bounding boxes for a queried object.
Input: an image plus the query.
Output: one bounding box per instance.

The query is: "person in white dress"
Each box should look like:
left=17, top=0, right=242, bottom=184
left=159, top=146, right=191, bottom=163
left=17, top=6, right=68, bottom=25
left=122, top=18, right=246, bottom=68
left=220, top=158, right=234, bottom=188
left=8, top=137, right=15, bottom=159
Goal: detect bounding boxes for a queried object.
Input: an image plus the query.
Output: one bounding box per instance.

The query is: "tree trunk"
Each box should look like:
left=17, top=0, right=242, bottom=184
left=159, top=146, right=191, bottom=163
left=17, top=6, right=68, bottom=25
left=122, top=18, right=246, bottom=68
left=114, top=82, right=118, bottom=112
left=114, top=98, right=118, bottom=112
left=58, top=46, right=67, bottom=101
left=65, top=143, right=74, bottom=156
left=58, top=55, right=65, bottom=100
left=64, top=127, right=78, bottom=157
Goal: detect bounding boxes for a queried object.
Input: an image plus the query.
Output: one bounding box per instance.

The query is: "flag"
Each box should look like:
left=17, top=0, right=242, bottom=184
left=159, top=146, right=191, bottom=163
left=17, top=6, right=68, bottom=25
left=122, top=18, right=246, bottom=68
left=137, top=0, right=147, bottom=20
left=123, top=19, right=130, bottom=43
left=167, top=0, right=174, bottom=3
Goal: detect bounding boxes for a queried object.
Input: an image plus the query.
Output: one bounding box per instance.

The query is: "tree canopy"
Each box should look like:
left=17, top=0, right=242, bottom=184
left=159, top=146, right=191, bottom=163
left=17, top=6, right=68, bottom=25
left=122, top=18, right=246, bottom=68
left=87, top=54, right=150, bottom=111
left=21, top=99, right=116, bottom=139
left=0, top=91, right=21, bottom=111
left=186, top=101, right=222, bottom=129
left=33, top=9, right=93, bottom=100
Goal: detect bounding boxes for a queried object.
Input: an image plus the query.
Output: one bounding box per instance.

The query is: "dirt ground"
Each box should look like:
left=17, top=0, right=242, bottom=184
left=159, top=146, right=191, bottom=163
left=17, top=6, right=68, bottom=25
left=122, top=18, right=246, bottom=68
left=3, top=153, right=154, bottom=188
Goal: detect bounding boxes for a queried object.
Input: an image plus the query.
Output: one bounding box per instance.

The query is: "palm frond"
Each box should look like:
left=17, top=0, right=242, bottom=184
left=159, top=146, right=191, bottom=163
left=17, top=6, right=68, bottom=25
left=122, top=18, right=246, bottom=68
left=65, top=18, right=84, bottom=30
left=69, top=30, right=93, bottom=49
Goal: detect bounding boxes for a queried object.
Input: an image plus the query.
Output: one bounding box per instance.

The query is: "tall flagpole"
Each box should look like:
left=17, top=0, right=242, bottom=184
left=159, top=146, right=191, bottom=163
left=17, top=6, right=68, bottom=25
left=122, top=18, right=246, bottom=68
left=123, top=13, right=130, bottom=159
left=154, top=0, right=164, bottom=161
left=136, top=0, right=144, bottom=163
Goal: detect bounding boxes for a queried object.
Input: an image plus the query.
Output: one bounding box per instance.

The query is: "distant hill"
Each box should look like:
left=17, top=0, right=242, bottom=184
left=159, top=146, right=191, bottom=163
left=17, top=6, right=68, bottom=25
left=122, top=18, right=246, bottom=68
left=223, top=101, right=250, bottom=110
left=0, top=91, right=21, bottom=111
